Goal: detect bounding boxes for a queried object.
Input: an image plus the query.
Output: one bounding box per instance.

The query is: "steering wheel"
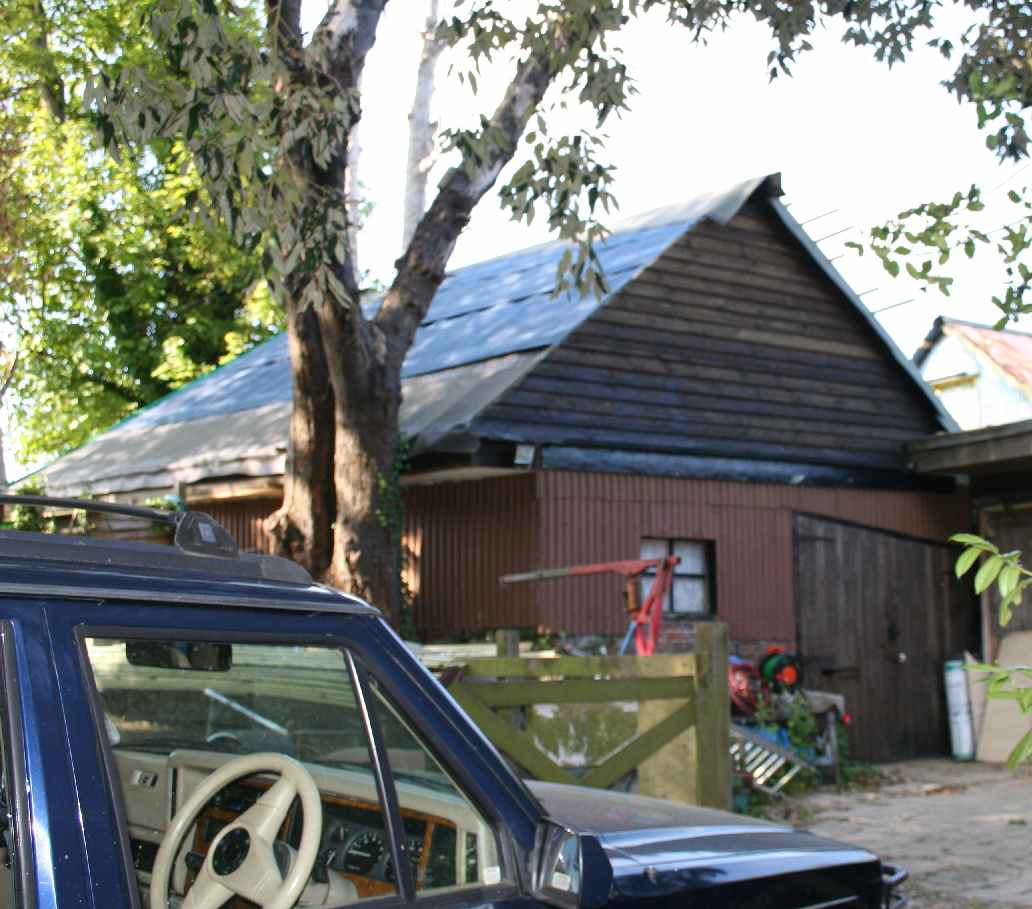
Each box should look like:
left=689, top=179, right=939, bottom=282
left=150, top=752, right=323, bottom=909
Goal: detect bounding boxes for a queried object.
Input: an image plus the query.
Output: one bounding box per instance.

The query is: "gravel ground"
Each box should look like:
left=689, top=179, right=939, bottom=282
left=797, top=760, right=1032, bottom=909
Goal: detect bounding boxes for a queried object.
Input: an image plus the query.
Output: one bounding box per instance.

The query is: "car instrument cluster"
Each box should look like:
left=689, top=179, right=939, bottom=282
left=187, top=775, right=463, bottom=900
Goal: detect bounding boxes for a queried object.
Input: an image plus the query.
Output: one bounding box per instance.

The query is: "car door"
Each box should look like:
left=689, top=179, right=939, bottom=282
left=0, top=598, right=110, bottom=909
left=48, top=599, right=550, bottom=909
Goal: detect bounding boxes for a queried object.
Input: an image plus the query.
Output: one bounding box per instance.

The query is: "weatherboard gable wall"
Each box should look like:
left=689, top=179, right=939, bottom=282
left=471, top=196, right=944, bottom=474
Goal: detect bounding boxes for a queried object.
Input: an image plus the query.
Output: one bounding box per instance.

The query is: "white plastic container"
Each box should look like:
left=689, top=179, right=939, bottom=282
left=944, top=659, right=975, bottom=761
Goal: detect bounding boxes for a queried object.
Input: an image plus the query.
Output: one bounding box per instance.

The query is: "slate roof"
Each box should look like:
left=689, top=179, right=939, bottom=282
left=34, top=173, right=951, bottom=497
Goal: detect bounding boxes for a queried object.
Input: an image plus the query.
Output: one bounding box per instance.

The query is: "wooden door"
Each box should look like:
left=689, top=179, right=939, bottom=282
left=794, top=514, right=971, bottom=763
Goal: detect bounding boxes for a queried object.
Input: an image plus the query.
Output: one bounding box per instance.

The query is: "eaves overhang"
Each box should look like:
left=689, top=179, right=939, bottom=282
left=909, top=419, right=1032, bottom=475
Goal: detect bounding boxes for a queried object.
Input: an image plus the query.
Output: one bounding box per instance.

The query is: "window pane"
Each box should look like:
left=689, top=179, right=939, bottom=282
left=638, top=573, right=658, bottom=608
left=365, top=678, right=505, bottom=896
left=85, top=638, right=395, bottom=907
left=672, top=541, right=707, bottom=575
left=639, top=538, right=669, bottom=561
left=671, top=577, right=708, bottom=614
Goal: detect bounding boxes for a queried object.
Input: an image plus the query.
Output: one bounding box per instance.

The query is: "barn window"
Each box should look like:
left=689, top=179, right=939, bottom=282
left=639, top=538, right=714, bottom=616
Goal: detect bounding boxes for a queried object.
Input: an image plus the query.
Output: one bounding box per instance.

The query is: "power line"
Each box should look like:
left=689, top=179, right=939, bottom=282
left=813, top=225, right=856, bottom=245
left=988, top=162, right=1031, bottom=195
left=799, top=208, right=839, bottom=227
left=871, top=298, right=915, bottom=315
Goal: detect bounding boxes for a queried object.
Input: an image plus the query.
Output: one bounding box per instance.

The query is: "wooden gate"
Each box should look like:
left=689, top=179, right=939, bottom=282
left=445, top=624, right=731, bottom=809
left=794, top=514, right=974, bottom=763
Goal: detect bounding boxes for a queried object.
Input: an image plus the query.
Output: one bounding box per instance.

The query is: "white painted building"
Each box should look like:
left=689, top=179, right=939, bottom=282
left=914, top=317, right=1032, bottom=431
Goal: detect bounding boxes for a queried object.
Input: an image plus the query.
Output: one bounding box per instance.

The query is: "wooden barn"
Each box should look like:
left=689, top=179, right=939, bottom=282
left=35, top=174, right=975, bottom=761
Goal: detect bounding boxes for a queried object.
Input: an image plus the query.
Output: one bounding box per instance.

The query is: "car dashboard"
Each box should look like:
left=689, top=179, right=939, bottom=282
left=113, top=749, right=488, bottom=906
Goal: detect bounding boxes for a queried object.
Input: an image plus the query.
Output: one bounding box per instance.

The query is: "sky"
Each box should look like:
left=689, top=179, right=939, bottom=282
left=344, top=1, right=1031, bottom=359
left=9, top=3, right=1031, bottom=478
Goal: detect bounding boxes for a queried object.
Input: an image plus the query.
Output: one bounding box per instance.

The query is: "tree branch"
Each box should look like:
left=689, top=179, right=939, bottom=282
left=79, top=369, right=150, bottom=406
left=308, top=0, right=389, bottom=73
left=33, top=0, right=66, bottom=122
left=376, top=46, right=557, bottom=356
left=401, top=0, right=444, bottom=250
left=288, top=0, right=388, bottom=326
left=266, top=0, right=303, bottom=65
left=0, top=350, right=19, bottom=403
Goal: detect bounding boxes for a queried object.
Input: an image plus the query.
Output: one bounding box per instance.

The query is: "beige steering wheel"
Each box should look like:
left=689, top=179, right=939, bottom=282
left=150, top=753, right=323, bottom=909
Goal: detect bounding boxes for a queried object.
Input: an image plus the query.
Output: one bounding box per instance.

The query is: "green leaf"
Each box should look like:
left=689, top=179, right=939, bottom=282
left=955, top=547, right=981, bottom=578
left=1007, top=727, right=1032, bottom=769
left=974, top=555, right=1005, bottom=595
left=950, top=533, right=994, bottom=547
left=1000, top=594, right=1014, bottom=627
left=998, top=563, right=1022, bottom=596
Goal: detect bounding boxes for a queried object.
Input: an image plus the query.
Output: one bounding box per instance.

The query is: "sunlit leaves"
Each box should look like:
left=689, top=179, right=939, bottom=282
left=954, top=533, right=1032, bottom=766
left=951, top=533, right=1032, bottom=628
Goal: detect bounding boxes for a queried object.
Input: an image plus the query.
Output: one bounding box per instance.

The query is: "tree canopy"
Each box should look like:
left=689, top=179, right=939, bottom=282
left=1, top=0, right=280, bottom=460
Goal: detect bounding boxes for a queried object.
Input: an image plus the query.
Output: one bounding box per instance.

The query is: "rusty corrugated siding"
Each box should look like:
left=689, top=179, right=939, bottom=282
left=200, top=499, right=277, bottom=553
left=196, top=472, right=969, bottom=646
left=533, top=471, right=970, bottom=642
left=404, top=475, right=538, bottom=640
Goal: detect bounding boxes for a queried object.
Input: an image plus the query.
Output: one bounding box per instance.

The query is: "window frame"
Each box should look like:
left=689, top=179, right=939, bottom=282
left=0, top=621, right=35, bottom=909
left=640, top=538, right=716, bottom=617
left=358, top=661, right=511, bottom=899
left=75, top=623, right=519, bottom=909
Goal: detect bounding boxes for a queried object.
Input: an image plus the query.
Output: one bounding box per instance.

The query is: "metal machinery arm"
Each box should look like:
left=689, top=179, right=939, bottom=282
left=500, top=556, right=680, bottom=655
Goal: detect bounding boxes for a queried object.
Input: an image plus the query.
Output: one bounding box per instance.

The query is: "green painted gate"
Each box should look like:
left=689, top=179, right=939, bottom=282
left=445, top=623, right=731, bottom=809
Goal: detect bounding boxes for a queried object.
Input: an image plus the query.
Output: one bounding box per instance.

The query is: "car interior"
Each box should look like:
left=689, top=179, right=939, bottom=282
left=81, top=638, right=503, bottom=909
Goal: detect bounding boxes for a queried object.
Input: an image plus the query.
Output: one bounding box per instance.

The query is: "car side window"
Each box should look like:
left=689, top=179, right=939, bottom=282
left=83, top=637, right=400, bottom=908
left=364, top=673, right=507, bottom=897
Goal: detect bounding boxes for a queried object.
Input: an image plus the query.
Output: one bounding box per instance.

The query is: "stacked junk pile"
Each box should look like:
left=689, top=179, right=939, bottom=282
left=728, top=648, right=848, bottom=798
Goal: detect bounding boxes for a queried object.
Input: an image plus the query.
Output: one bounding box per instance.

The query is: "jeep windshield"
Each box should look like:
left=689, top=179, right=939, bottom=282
left=85, top=638, right=452, bottom=792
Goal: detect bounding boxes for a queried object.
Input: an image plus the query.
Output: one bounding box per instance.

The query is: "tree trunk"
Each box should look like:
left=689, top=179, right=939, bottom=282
left=402, top=0, right=443, bottom=249
left=270, top=292, right=403, bottom=623
left=324, top=395, right=401, bottom=623
left=315, top=295, right=403, bottom=624
left=264, top=300, right=336, bottom=577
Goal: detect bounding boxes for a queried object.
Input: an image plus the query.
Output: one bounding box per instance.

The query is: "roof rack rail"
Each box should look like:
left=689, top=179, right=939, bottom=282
left=1, top=494, right=240, bottom=559
left=0, top=495, right=314, bottom=585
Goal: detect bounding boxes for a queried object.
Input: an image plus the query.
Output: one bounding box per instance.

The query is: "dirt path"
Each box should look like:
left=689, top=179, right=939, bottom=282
left=798, top=760, right=1032, bottom=909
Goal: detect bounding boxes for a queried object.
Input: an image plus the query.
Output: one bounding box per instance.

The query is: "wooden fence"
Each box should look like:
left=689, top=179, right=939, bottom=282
left=442, top=623, right=731, bottom=809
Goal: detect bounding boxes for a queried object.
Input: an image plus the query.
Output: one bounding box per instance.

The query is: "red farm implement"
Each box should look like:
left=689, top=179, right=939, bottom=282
left=499, top=556, right=680, bottom=656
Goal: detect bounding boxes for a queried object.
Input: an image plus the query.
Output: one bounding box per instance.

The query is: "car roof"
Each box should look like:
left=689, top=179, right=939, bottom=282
left=0, top=527, right=378, bottom=617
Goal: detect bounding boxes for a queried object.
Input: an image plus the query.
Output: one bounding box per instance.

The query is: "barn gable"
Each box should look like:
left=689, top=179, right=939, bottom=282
left=469, top=190, right=951, bottom=485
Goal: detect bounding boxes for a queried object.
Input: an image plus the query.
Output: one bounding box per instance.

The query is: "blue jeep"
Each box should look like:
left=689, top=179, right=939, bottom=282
left=0, top=497, right=906, bottom=909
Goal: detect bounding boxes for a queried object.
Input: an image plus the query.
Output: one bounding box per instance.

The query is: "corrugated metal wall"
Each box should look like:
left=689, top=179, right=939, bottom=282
left=403, top=475, right=538, bottom=640
left=532, top=471, right=970, bottom=642
left=199, top=472, right=969, bottom=646
left=201, top=499, right=277, bottom=553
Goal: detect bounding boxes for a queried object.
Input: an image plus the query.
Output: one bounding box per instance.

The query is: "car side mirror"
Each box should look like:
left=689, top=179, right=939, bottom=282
left=531, top=819, right=612, bottom=909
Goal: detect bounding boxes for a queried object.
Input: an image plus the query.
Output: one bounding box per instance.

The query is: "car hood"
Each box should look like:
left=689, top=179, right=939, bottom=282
left=526, top=781, right=884, bottom=906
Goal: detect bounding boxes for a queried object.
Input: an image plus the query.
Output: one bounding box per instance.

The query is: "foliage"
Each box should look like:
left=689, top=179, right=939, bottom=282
left=842, top=2, right=1032, bottom=323
left=951, top=533, right=1032, bottom=768
left=1, top=0, right=280, bottom=460
left=3, top=478, right=53, bottom=533
left=754, top=691, right=819, bottom=761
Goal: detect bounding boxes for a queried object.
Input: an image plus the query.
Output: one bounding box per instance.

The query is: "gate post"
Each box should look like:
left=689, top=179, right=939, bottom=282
left=693, top=622, right=731, bottom=810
